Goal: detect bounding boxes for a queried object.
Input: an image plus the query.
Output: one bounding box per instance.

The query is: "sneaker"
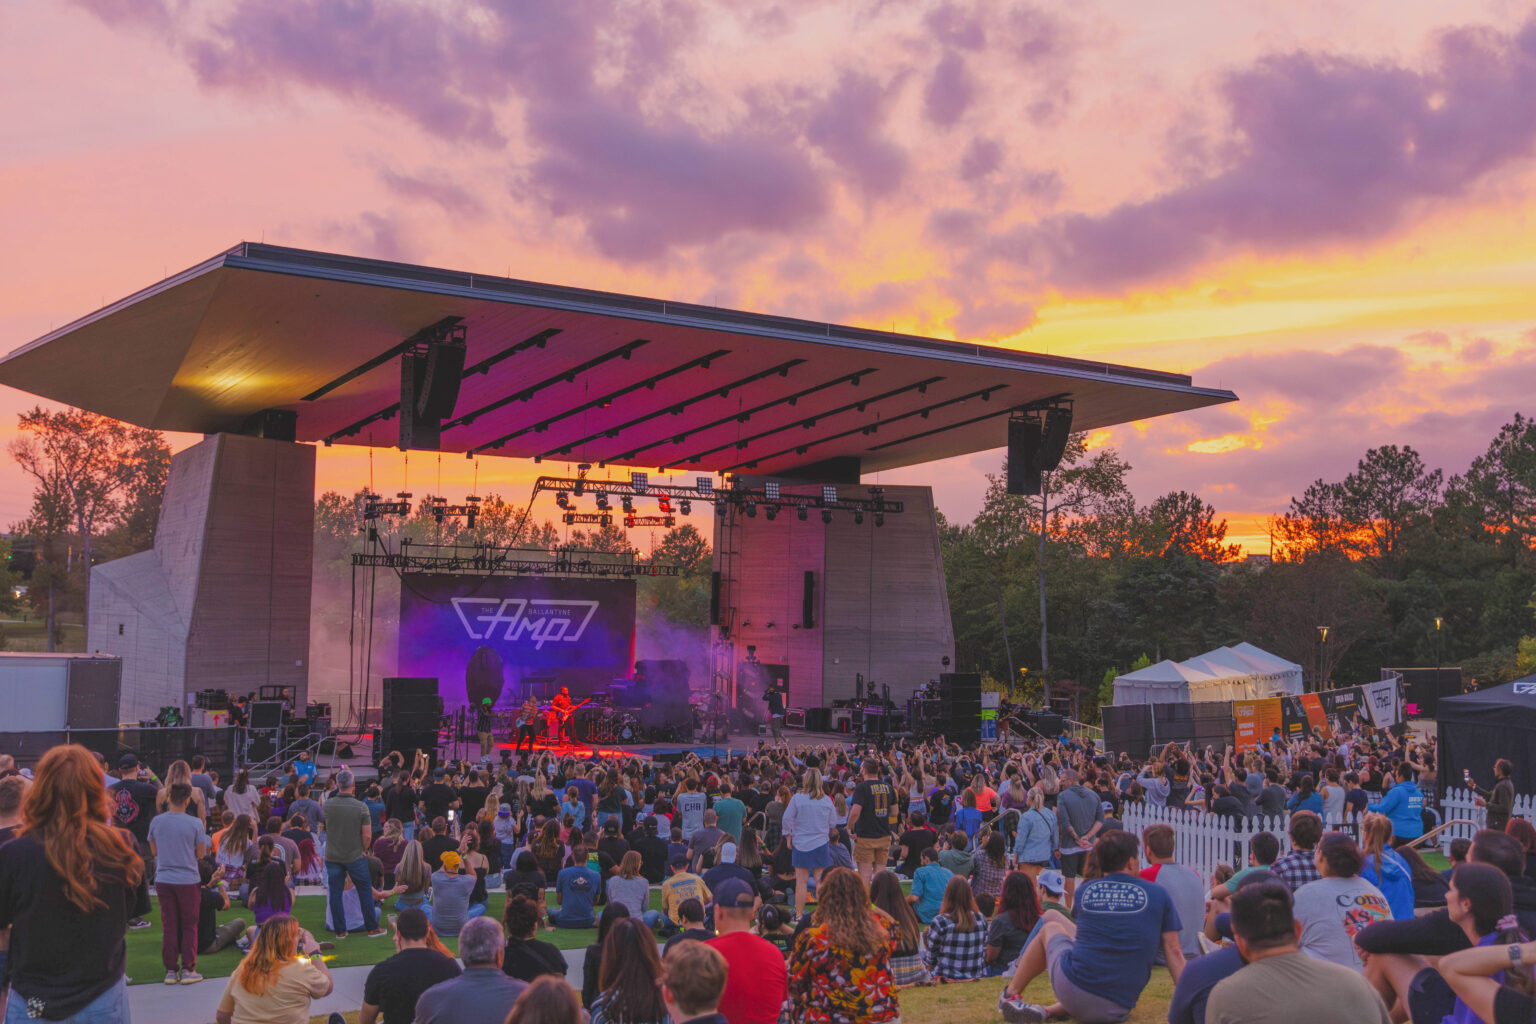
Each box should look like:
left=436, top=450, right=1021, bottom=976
left=997, top=989, right=1047, bottom=1023
left=236, top=937, right=251, bottom=952
left=164, top=971, right=180, bottom=985
left=128, top=918, right=152, bottom=930
left=366, top=928, right=388, bottom=938
left=334, top=932, right=348, bottom=940
left=179, top=971, right=204, bottom=985
left=318, top=941, right=336, bottom=951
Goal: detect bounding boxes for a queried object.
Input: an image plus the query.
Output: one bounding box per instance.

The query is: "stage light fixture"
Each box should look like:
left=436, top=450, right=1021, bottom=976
left=631, top=471, right=648, bottom=492
left=821, top=509, right=833, bottom=524
left=797, top=506, right=808, bottom=522
left=679, top=499, right=692, bottom=515
left=596, top=492, right=610, bottom=510
left=621, top=495, right=634, bottom=513
left=822, top=485, right=838, bottom=504
left=874, top=512, right=885, bottom=527
left=697, top=477, right=714, bottom=495
left=854, top=509, right=864, bottom=525
left=556, top=491, right=570, bottom=509
left=765, top=505, right=778, bottom=521
left=716, top=501, right=728, bottom=517
left=765, top=482, right=780, bottom=500
left=745, top=501, right=757, bottom=518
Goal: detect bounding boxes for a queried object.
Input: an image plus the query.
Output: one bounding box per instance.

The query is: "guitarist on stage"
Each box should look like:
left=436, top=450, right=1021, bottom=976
left=514, top=696, right=540, bottom=754
left=551, top=687, right=575, bottom=743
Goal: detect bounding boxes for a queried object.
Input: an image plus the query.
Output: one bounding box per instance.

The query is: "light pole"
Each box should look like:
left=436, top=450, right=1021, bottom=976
left=1434, top=616, right=1443, bottom=685
left=1317, top=626, right=1330, bottom=690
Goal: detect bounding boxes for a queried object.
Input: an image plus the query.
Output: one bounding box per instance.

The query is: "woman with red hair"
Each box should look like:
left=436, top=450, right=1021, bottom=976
left=0, top=744, right=143, bottom=1022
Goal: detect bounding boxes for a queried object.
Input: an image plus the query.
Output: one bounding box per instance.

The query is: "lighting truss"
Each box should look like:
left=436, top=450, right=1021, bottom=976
left=528, top=475, right=903, bottom=518
left=351, top=543, right=678, bottom=577
left=624, top=515, right=675, bottom=528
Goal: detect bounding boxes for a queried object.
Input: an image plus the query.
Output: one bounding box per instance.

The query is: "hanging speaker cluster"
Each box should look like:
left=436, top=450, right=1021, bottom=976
left=400, top=319, right=467, bottom=450
left=1006, top=400, right=1074, bottom=496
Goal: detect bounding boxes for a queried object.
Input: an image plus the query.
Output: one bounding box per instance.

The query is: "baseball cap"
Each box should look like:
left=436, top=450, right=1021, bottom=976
left=1037, top=869, right=1066, bottom=896
left=713, top=878, right=756, bottom=909
left=118, top=754, right=139, bottom=772
left=719, top=842, right=738, bottom=864
left=669, top=853, right=690, bottom=870
left=497, top=803, right=511, bottom=817
left=482, top=697, right=494, bottom=705
left=441, top=851, right=462, bottom=872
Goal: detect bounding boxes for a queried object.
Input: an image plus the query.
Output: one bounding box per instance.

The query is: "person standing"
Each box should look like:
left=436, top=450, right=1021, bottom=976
left=0, top=745, right=143, bottom=1021
left=848, top=759, right=896, bottom=885
left=359, top=908, right=462, bottom=1024
left=1367, top=763, right=1424, bottom=847
left=712, top=782, right=747, bottom=844
left=149, top=782, right=209, bottom=983
left=783, top=769, right=836, bottom=919
left=514, top=697, right=541, bottom=755
left=324, top=769, right=386, bottom=939
left=476, top=699, right=496, bottom=763
left=1469, top=758, right=1516, bottom=832
left=1055, top=769, right=1105, bottom=905
left=111, top=753, right=161, bottom=877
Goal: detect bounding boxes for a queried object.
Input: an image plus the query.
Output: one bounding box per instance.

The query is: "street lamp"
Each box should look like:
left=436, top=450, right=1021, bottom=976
left=1434, top=616, right=1443, bottom=685
left=1317, top=626, right=1330, bottom=690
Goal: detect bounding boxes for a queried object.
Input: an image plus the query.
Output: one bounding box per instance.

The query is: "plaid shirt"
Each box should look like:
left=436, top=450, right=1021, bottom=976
left=1271, top=848, right=1321, bottom=890
left=920, top=912, right=989, bottom=980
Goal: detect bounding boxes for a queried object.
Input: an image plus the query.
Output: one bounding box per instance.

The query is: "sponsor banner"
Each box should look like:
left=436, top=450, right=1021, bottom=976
left=398, top=574, right=636, bottom=711
left=1359, top=678, right=1404, bottom=728
left=1318, top=687, right=1364, bottom=737
left=1281, top=693, right=1331, bottom=740
left=1233, top=697, right=1283, bottom=752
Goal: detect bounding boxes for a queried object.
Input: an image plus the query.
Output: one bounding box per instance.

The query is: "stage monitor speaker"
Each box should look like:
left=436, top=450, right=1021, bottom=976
left=785, top=708, right=807, bottom=729
left=249, top=700, right=284, bottom=730
left=802, top=571, right=815, bottom=629
left=1007, top=418, right=1043, bottom=496
left=804, top=707, right=832, bottom=732
left=245, top=735, right=278, bottom=763
left=709, top=572, right=721, bottom=625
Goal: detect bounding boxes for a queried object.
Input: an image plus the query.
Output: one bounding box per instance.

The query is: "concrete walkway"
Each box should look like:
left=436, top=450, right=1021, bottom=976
left=126, top=948, right=588, bottom=1023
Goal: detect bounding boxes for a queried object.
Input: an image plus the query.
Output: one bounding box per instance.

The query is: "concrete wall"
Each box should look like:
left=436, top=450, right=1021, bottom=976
left=88, top=434, right=315, bottom=721
left=713, top=481, right=954, bottom=712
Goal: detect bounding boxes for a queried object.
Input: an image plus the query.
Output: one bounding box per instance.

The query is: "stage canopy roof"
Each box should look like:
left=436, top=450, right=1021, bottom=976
left=0, top=243, right=1236, bottom=476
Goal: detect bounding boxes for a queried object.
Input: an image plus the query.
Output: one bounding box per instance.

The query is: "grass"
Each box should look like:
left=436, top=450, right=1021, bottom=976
left=126, top=889, right=663, bottom=984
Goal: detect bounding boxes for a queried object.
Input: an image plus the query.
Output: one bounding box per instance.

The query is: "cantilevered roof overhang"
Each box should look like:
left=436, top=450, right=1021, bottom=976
left=0, top=243, right=1236, bottom=475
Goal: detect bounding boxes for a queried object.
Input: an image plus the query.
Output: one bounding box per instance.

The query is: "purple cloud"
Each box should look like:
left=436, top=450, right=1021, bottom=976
left=378, top=168, right=486, bottom=218
left=923, top=3, right=986, bottom=51
left=959, top=136, right=1004, bottom=180
left=925, top=50, right=977, bottom=126
left=1025, top=18, right=1536, bottom=292
left=804, top=72, right=909, bottom=198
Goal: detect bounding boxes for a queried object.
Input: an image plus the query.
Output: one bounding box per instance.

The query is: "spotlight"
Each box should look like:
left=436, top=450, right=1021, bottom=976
left=765, top=481, right=780, bottom=500
left=621, top=495, right=634, bottom=513
left=797, top=506, right=808, bottom=522
left=556, top=491, right=570, bottom=509
left=596, top=492, right=610, bottom=510
left=854, top=509, right=864, bottom=525
left=821, top=509, right=833, bottom=524
left=874, top=512, right=885, bottom=527
left=765, top=505, right=778, bottom=521
left=716, top=501, right=728, bottom=517
left=745, top=501, right=757, bottom=518
left=822, top=485, right=838, bottom=505
left=680, top=499, right=692, bottom=515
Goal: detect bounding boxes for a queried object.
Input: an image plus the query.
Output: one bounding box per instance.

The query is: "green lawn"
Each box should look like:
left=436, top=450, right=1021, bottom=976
left=128, top=890, right=661, bottom=984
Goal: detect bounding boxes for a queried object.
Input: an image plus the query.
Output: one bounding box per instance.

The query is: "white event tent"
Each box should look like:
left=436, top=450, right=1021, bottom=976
left=1111, top=643, right=1304, bottom=705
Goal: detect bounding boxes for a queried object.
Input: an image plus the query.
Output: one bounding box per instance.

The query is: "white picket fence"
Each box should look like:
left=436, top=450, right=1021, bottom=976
left=1119, top=803, right=1365, bottom=882
left=1437, top=787, right=1536, bottom=853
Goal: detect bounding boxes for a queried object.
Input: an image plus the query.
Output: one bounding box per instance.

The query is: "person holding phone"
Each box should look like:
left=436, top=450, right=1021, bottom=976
left=216, top=915, right=333, bottom=1024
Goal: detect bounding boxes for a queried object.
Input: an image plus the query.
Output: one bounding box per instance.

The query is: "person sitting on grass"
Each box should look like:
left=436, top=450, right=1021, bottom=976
left=661, top=939, right=732, bottom=1024
left=871, top=869, right=930, bottom=987
left=197, top=860, right=248, bottom=957
left=415, top=917, right=527, bottom=1024
left=216, top=914, right=333, bottom=1024
left=582, top=905, right=631, bottom=1009
left=359, top=908, right=461, bottom=1024
left=922, top=875, right=988, bottom=982
left=549, top=839, right=602, bottom=929
left=661, top=853, right=712, bottom=938
left=664, top=898, right=713, bottom=953
left=999, top=830, right=1184, bottom=1023
left=985, top=871, right=1042, bottom=978
left=429, top=849, right=482, bottom=938
left=1202, top=882, right=1390, bottom=1024
left=591, top=917, right=670, bottom=1024
left=501, top=893, right=568, bottom=984
left=909, top=846, right=951, bottom=924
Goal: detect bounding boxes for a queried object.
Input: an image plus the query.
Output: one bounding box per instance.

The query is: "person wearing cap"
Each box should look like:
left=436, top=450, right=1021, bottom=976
left=475, top=698, right=496, bottom=762
left=493, top=803, right=518, bottom=865
left=431, top=849, right=483, bottom=937
left=325, top=768, right=387, bottom=940
left=359, top=907, right=462, bottom=1024
left=661, top=854, right=712, bottom=937
left=707, top=878, right=786, bottom=1024
left=703, top=838, right=755, bottom=897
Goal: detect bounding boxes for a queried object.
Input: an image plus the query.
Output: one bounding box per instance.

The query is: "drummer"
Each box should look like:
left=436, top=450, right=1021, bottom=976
left=514, top=695, right=540, bottom=754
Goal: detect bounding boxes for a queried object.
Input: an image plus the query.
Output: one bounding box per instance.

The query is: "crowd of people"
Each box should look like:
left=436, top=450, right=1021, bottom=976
left=2, top=713, right=1536, bottom=1024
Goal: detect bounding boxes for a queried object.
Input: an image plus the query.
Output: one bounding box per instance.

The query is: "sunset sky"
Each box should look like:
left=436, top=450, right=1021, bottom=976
left=3, top=0, right=1535, bottom=553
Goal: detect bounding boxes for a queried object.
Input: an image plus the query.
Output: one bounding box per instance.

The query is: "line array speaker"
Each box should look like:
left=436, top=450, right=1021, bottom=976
left=1007, top=418, right=1043, bottom=496
left=801, top=571, right=815, bottom=629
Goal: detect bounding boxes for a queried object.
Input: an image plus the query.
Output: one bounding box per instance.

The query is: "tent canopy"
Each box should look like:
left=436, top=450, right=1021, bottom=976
left=1437, top=674, right=1536, bottom=796
left=1112, top=644, right=1304, bottom=706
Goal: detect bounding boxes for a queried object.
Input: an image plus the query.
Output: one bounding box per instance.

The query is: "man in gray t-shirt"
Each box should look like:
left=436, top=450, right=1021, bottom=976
left=1293, top=874, right=1390, bottom=972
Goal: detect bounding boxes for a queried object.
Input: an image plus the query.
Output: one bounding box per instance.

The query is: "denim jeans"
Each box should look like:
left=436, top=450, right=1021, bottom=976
left=6, top=975, right=128, bottom=1024
left=641, top=909, right=663, bottom=929
left=548, top=908, right=594, bottom=928
left=326, top=857, right=378, bottom=934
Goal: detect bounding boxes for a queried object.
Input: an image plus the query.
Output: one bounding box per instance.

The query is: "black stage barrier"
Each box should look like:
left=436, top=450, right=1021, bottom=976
left=3, top=727, right=238, bottom=777
left=1101, top=703, right=1236, bottom=761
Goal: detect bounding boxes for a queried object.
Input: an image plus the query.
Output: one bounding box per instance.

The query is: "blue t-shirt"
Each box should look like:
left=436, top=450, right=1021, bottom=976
left=293, top=759, right=318, bottom=785
left=1167, top=944, right=1243, bottom=1024
left=556, top=863, right=602, bottom=924
left=954, top=806, right=983, bottom=839
left=1361, top=848, right=1415, bottom=923
left=712, top=796, right=746, bottom=841
left=911, top=863, right=952, bottom=923
left=571, top=778, right=598, bottom=815
left=1369, top=780, right=1424, bottom=840
left=1061, top=874, right=1181, bottom=1010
